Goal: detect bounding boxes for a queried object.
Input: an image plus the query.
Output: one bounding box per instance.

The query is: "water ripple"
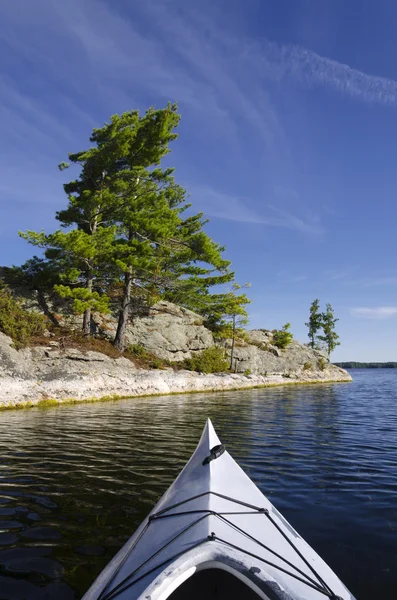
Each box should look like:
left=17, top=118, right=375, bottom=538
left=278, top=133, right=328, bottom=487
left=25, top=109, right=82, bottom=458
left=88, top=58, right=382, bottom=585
left=0, top=369, right=396, bottom=598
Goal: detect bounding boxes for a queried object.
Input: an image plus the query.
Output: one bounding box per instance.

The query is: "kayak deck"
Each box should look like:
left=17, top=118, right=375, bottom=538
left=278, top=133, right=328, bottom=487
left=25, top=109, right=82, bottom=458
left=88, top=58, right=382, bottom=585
left=82, top=419, right=355, bottom=600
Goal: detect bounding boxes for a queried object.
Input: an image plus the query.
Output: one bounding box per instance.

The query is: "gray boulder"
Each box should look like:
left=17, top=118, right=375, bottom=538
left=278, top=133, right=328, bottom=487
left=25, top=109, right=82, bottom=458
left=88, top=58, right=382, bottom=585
left=0, top=333, right=33, bottom=377
left=98, top=301, right=214, bottom=361
left=228, top=337, right=330, bottom=376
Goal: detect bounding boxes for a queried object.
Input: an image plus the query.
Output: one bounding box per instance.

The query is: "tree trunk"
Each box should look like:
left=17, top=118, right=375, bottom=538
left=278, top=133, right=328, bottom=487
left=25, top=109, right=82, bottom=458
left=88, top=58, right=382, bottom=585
left=229, top=314, right=236, bottom=371
left=82, top=197, right=101, bottom=337
left=82, top=271, right=93, bottom=336
left=114, top=267, right=133, bottom=352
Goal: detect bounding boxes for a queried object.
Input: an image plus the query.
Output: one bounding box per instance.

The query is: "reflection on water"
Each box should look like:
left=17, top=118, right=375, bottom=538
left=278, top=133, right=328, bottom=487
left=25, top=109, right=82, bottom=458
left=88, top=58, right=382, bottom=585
left=0, top=370, right=397, bottom=599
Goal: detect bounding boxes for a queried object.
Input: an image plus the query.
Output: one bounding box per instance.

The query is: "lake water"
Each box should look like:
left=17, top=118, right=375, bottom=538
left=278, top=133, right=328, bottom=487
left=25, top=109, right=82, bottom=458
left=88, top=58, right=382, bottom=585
left=0, top=369, right=396, bottom=599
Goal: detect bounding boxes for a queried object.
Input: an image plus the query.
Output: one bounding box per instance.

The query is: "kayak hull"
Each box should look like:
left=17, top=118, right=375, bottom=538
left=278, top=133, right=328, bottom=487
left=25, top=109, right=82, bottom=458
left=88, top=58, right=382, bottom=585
left=82, top=419, right=355, bottom=600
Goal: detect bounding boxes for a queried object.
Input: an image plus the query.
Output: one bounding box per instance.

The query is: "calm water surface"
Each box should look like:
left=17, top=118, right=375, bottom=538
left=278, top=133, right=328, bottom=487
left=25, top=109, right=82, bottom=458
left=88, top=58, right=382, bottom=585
left=0, top=369, right=396, bottom=599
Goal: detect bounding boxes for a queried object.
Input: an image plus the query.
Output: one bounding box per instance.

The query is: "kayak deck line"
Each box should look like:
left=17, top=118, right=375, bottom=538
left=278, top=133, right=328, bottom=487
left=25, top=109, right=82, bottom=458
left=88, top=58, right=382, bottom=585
left=99, top=489, right=342, bottom=600
left=83, top=419, right=354, bottom=600
left=150, top=491, right=335, bottom=595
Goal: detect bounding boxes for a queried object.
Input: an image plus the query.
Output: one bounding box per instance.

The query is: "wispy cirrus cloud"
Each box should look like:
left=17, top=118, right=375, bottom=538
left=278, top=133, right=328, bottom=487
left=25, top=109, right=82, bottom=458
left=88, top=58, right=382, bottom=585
left=351, top=307, right=397, bottom=319
left=250, top=39, right=397, bottom=107
left=344, top=274, right=397, bottom=288
left=1, top=0, right=397, bottom=260
left=4, top=0, right=396, bottom=162
left=1, top=0, right=397, bottom=173
left=190, top=186, right=323, bottom=235
left=361, top=276, right=397, bottom=287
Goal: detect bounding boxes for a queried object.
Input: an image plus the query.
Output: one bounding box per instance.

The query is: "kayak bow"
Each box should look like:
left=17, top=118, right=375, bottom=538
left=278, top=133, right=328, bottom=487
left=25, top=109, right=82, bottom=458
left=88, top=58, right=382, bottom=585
left=82, top=419, right=355, bottom=600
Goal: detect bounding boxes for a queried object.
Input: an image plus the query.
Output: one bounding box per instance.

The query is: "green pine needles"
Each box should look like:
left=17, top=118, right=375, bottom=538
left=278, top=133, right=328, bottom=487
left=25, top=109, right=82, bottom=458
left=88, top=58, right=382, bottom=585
left=17, top=104, right=251, bottom=351
left=305, top=300, right=340, bottom=356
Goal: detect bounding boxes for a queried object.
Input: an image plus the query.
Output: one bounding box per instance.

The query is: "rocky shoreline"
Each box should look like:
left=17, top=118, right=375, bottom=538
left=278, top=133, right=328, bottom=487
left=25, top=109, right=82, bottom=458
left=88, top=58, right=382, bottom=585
left=1, top=369, right=352, bottom=410
left=0, top=294, right=352, bottom=410
left=0, top=332, right=351, bottom=410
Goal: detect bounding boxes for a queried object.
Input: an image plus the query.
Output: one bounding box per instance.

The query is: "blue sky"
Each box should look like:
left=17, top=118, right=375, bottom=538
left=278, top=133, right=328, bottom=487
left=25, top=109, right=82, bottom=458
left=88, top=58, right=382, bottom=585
left=1, top=0, right=397, bottom=361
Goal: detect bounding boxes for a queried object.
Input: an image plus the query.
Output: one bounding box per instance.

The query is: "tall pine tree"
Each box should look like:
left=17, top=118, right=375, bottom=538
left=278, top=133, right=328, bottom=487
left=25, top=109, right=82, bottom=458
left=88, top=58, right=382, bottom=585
left=20, top=104, right=244, bottom=351
left=318, top=303, right=340, bottom=356
left=305, top=298, right=322, bottom=349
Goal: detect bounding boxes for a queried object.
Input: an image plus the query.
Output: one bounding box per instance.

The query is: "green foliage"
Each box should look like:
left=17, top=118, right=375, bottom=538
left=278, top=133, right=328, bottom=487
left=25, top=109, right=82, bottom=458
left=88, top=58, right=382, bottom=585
left=199, top=284, right=251, bottom=331
left=304, top=300, right=340, bottom=356
left=305, top=299, right=322, bottom=349
left=243, top=368, right=252, bottom=376
left=183, top=346, right=229, bottom=374
left=3, top=257, right=60, bottom=289
left=318, top=357, right=327, bottom=371
left=19, top=227, right=115, bottom=331
left=303, top=361, right=312, bottom=371
left=204, top=282, right=251, bottom=371
left=36, top=399, right=59, bottom=408
left=17, top=103, right=248, bottom=350
left=128, top=344, right=152, bottom=359
left=148, top=357, right=164, bottom=369
left=0, top=288, right=47, bottom=348
left=318, top=303, right=340, bottom=356
left=127, top=344, right=165, bottom=369
left=273, top=322, right=293, bottom=349
left=54, top=284, right=110, bottom=315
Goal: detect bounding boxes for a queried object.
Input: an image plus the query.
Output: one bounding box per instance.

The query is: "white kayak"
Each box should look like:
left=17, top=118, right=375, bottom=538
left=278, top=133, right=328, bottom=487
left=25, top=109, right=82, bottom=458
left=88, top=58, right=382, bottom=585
left=82, top=419, right=355, bottom=600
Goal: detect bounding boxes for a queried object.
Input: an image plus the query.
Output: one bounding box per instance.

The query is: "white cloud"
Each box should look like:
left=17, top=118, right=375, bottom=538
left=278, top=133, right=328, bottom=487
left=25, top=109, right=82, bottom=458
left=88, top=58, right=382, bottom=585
left=250, top=39, right=397, bottom=106
left=190, top=185, right=323, bottom=235
left=362, top=276, right=397, bottom=287
left=351, top=307, right=397, bottom=319
left=2, top=0, right=396, bottom=168
left=1, top=0, right=397, bottom=249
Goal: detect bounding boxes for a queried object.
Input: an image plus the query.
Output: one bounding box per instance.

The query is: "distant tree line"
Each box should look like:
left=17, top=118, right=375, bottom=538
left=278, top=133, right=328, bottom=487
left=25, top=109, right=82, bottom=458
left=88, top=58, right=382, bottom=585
left=335, top=362, right=397, bottom=369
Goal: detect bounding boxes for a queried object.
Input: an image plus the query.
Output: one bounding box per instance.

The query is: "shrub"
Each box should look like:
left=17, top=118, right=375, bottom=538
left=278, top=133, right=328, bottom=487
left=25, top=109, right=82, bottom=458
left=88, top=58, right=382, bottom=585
left=127, top=344, right=167, bottom=369
left=0, top=287, right=47, bottom=348
left=237, top=330, right=250, bottom=343
left=243, top=368, right=252, bottom=376
left=273, top=323, right=293, bottom=349
left=149, top=358, right=164, bottom=369
left=183, top=346, right=229, bottom=374
left=318, top=357, right=327, bottom=371
left=128, top=344, right=152, bottom=360
left=303, top=361, right=312, bottom=371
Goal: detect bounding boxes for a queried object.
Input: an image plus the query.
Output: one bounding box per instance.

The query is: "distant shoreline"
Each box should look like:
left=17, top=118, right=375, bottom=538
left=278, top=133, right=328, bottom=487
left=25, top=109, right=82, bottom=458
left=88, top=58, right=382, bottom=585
left=335, top=362, right=397, bottom=369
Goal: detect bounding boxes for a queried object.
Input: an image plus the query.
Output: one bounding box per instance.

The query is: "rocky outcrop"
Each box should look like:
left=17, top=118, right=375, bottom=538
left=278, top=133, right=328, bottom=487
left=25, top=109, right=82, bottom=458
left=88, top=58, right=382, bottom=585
left=227, top=330, right=332, bottom=376
left=11, top=288, right=214, bottom=362
left=6, top=288, right=336, bottom=374
left=0, top=332, right=351, bottom=408
left=0, top=284, right=352, bottom=409
left=97, top=301, right=214, bottom=361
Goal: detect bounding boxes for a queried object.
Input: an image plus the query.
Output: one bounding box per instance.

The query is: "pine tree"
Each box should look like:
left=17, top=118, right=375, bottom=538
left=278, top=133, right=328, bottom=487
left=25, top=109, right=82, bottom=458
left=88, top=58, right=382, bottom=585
left=159, top=211, right=236, bottom=317
left=84, top=106, right=241, bottom=351
left=305, top=299, right=322, bottom=349
left=223, top=283, right=251, bottom=371
left=19, top=104, right=248, bottom=351
left=318, top=303, right=340, bottom=356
